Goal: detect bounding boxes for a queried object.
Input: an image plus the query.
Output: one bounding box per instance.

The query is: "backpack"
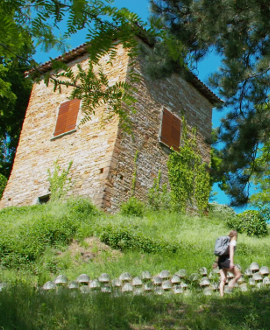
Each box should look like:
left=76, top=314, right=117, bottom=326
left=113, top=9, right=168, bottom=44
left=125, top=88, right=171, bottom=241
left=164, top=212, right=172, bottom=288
left=214, top=236, right=230, bottom=256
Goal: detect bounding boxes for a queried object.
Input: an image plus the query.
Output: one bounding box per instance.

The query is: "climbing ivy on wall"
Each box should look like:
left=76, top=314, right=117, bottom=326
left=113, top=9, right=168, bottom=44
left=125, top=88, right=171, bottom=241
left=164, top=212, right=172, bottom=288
left=167, top=118, right=211, bottom=214
left=131, top=150, right=139, bottom=196
left=148, top=170, right=170, bottom=211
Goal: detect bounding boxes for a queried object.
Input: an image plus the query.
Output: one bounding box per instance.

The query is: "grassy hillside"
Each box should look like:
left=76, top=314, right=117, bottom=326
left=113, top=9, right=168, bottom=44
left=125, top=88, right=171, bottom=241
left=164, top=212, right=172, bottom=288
left=0, top=198, right=270, bottom=329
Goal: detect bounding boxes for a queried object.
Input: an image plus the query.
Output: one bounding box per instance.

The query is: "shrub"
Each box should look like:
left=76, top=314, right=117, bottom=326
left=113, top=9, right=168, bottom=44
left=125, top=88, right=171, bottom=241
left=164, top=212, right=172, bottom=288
left=66, top=197, right=100, bottom=217
left=0, top=214, right=79, bottom=268
left=227, top=210, right=268, bottom=237
left=99, top=225, right=178, bottom=253
left=0, top=174, right=7, bottom=199
left=209, top=202, right=237, bottom=220
left=120, top=197, right=145, bottom=217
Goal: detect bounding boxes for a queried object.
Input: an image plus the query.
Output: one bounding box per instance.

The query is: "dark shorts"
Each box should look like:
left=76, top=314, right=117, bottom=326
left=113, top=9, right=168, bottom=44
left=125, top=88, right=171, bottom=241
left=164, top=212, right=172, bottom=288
left=218, top=255, right=230, bottom=270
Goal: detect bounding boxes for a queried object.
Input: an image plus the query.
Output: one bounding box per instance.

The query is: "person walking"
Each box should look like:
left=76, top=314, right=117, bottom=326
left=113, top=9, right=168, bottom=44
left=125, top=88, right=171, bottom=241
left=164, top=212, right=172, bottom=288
left=213, top=230, right=242, bottom=297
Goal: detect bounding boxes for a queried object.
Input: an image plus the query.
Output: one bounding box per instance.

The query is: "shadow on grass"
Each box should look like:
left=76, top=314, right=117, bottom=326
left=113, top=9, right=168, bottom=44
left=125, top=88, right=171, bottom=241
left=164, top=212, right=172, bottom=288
left=174, top=289, right=270, bottom=330
left=0, top=284, right=270, bottom=330
left=0, top=284, right=174, bottom=330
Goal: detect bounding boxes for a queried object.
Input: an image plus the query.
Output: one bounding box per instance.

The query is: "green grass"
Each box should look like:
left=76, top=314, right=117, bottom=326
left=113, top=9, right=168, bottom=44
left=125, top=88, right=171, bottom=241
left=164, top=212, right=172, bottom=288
left=0, top=199, right=269, bottom=282
left=0, top=198, right=270, bottom=329
left=1, top=284, right=270, bottom=329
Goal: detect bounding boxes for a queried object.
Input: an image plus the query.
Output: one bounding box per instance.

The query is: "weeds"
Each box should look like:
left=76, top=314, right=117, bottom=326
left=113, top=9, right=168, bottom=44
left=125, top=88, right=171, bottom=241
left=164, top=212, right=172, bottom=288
left=120, top=197, right=145, bottom=217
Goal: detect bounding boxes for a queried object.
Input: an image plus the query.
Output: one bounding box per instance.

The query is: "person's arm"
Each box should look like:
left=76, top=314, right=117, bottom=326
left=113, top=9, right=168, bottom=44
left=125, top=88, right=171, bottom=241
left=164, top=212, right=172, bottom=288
left=229, top=239, right=236, bottom=269
left=213, top=257, right=219, bottom=268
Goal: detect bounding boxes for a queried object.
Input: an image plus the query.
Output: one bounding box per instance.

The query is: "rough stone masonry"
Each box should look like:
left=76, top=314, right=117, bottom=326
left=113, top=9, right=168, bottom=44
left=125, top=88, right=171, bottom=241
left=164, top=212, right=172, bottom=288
left=0, top=42, right=220, bottom=212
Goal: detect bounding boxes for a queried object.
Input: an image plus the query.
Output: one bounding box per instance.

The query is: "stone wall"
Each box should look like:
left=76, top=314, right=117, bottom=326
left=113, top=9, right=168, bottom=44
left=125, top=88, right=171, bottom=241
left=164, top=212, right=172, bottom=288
left=102, top=57, right=213, bottom=212
left=0, top=45, right=129, bottom=209
left=0, top=44, right=213, bottom=211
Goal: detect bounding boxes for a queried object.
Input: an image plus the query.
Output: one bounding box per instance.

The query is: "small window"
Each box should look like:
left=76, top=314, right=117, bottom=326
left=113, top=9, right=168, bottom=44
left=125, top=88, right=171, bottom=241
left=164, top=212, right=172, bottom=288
left=54, top=98, right=81, bottom=137
left=160, top=108, right=181, bottom=151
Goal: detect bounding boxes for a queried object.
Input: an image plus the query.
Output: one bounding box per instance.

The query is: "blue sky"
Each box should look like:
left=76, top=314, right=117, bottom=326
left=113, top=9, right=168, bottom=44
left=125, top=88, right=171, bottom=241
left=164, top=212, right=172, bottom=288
left=33, top=0, right=241, bottom=209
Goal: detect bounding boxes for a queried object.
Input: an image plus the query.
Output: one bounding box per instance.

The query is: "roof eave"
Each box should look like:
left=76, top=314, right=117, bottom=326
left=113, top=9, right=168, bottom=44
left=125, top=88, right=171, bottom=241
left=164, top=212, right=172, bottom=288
left=26, top=40, right=222, bottom=106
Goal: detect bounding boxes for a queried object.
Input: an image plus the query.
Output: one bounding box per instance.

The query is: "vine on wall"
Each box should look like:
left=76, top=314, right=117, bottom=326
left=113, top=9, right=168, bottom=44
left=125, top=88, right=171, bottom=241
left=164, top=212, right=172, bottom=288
left=47, top=160, right=73, bottom=202
left=167, top=118, right=211, bottom=214
left=148, top=170, right=170, bottom=210
left=131, top=150, right=139, bottom=196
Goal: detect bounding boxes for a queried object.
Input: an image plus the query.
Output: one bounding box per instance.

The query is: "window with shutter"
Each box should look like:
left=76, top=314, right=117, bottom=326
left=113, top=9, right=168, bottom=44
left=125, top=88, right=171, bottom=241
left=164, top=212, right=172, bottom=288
left=53, top=98, right=80, bottom=137
left=160, top=108, right=181, bottom=151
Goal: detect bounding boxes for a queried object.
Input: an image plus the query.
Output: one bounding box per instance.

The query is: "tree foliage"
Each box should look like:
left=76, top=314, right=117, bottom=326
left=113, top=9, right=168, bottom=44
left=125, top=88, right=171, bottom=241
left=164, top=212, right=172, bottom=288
left=1, top=0, right=151, bottom=94
left=0, top=174, right=7, bottom=199
left=249, top=142, right=270, bottom=220
left=0, top=3, right=34, bottom=178
left=150, top=0, right=270, bottom=206
left=0, top=58, right=33, bottom=178
left=0, top=0, right=153, bottom=178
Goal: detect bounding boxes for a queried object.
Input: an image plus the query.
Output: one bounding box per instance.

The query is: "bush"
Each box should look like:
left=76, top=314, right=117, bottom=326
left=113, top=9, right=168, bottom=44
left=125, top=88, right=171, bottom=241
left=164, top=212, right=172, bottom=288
left=0, top=214, right=79, bottom=267
left=227, top=210, right=268, bottom=237
left=120, top=197, right=145, bottom=217
left=209, top=202, right=237, bottom=221
left=66, top=197, right=100, bottom=217
left=0, top=174, right=7, bottom=199
left=99, top=225, right=178, bottom=253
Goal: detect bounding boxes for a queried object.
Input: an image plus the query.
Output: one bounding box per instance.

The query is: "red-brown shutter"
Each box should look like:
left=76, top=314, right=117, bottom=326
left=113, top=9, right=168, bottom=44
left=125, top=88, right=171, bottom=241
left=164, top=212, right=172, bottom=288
left=160, top=108, right=173, bottom=146
left=171, top=116, right=181, bottom=151
left=65, top=98, right=80, bottom=131
left=160, top=108, right=181, bottom=151
left=54, top=101, right=69, bottom=137
left=54, top=99, right=80, bottom=137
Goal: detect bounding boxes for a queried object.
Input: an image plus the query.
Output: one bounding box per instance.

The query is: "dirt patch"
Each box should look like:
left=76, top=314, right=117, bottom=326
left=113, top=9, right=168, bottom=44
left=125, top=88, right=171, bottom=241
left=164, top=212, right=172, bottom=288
left=66, top=237, right=122, bottom=264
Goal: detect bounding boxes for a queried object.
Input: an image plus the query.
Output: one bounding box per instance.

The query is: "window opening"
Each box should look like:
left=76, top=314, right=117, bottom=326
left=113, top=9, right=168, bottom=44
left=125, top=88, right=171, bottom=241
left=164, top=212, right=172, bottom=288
left=38, top=194, right=50, bottom=204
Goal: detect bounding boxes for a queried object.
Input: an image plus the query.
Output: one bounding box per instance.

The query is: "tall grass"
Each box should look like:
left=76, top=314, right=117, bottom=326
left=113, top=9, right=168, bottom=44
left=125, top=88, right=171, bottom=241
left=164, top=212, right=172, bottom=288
left=1, top=198, right=270, bottom=329
left=0, top=199, right=269, bottom=283
left=1, top=284, right=270, bottom=329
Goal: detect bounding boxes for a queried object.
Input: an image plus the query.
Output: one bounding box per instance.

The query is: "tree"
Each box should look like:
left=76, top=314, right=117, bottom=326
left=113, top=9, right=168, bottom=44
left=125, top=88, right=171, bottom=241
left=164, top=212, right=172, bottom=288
left=0, top=58, right=33, bottom=178
left=249, top=141, right=270, bottom=220
left=0, top=173, right=7, bottom=199
left=1, top=0, right=150, bottom=102
left=0, top=6, right=34, bottom=178
left=149, top=0, right=270, bottom=206
left=0, top=0, right=153, bottom=178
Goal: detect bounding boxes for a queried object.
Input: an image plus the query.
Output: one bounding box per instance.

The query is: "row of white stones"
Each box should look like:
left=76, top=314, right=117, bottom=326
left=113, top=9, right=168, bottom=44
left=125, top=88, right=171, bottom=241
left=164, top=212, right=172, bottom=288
left=0, top=262, right=268, bottom=295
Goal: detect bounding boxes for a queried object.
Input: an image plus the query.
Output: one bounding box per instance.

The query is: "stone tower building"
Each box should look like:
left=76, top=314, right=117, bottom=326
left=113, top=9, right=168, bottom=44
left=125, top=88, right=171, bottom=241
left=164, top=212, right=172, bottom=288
left=0, top=42, right=220, bottom=212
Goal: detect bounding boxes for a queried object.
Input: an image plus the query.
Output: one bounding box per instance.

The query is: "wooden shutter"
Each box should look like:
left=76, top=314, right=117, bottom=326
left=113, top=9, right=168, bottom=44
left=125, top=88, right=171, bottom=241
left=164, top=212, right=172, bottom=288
left=171, top=116, right=181, bottom=151
left=160, top=108, right=173, bottom=146
left=160, top=108, right=181, bottom=151
left=54, top=99, right=80, bottom=137
left=65, top=99, right=80, bottom=131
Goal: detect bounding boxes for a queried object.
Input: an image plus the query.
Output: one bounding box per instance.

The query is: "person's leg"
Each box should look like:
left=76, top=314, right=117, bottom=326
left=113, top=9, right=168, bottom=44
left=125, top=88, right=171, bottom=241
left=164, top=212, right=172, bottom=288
left=228, top=266, right=242, bottom=289
left=219, top=269, right=227, bottom=297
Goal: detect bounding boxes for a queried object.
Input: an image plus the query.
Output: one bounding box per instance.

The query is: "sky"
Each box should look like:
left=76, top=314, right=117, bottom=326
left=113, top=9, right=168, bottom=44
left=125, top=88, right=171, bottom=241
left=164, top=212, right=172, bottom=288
left=33, top=0, right=242, bottom=209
